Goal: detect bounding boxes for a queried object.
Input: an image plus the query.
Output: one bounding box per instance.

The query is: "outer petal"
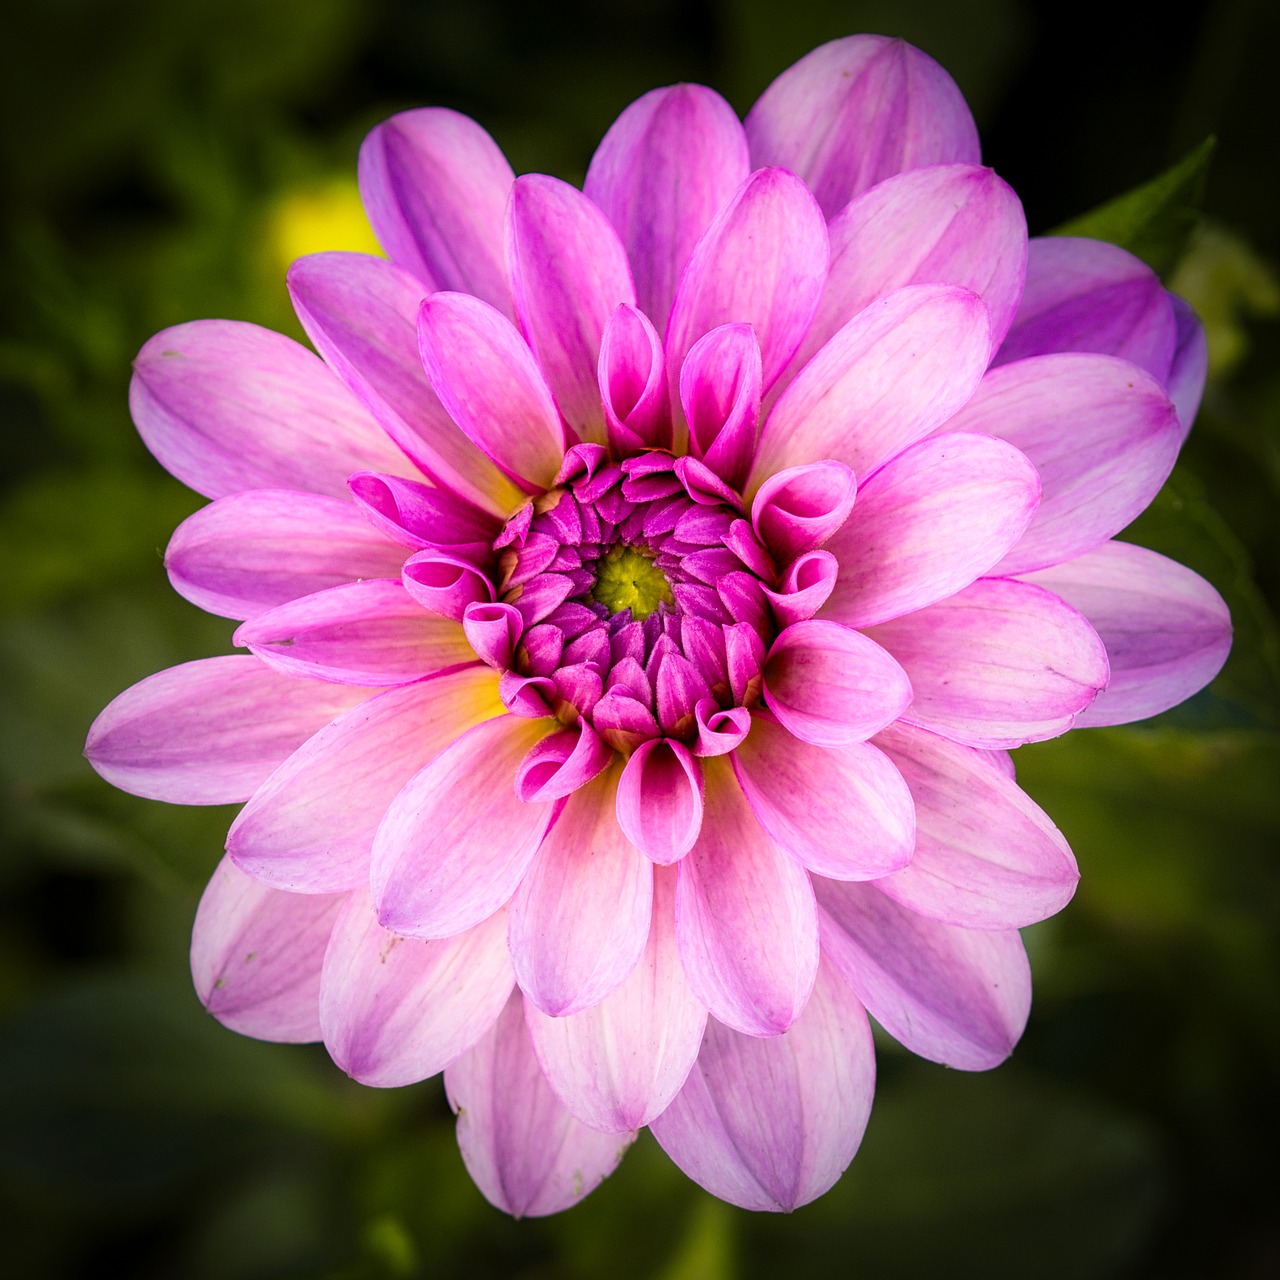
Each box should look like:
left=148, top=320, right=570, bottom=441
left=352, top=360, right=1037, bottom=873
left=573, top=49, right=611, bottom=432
left=1022, top=540, right=1231, bottom=726
left=85, top=657, right=372, bottom=805
left=130, top=321, right=415, bottom=500
left=745, top=35, right=980, bottom=218
left=815, top=876, right=1031, bottom=1070
left=446, top=991, right=635, bottom=1217
left=191, top=856, right=344, bottom=1043
left=584, top=84, right=750, bottom=334
left=650, top=957, right=875, bottom=1212
left=1167, top=293, right=1208, bottom=435
left=319, top=885, right=513, bottom=1087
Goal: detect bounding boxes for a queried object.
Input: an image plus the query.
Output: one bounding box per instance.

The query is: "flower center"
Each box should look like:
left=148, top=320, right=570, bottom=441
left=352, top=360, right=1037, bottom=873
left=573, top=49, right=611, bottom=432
left=591, top=545, right=673, bottom=620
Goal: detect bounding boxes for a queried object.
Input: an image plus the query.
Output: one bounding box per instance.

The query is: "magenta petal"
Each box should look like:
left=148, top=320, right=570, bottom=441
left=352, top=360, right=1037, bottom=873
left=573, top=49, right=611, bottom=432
left=514, top=723, right=614, bottom=802
left=615, top=738, right=704, bottom=863
left=693, top=700, right=751, bottom=757
left=165, top=489, right=407, bottom=621
left=874, top=722, right=1079, bottom=929
left=762, top=550, right=839, bottom=626
left=763, top=620, right=911, bottom=747
left=191, top=856, right=344, bottom=1043
left=358, top=107, right=513, bottom=312
left=1022, top=540, right=1231, bottom=726
left=816, top=877, right=1030, bottom=1070
left=745, top=35, right=980, bottom=218
left=598, top=304, right=673, bottom=454
left=462, top=601, right=524, bottom=670
left=348, top=470, right=499, bottom=557
left=675, top=758, right=818, bottom=1036
left=821, top=432, right=1040, bottom=628
left=751, top=461, right=856, bottom=565
left=584, top=84, right=750, bottom=334
left=446, top=991, right=635, bottom=1217
left=508, top=174, right=636, bottom=443
left=868, top=578, right=1110, bottom=748
left=526, top=864, right=707, bottom=1132
left=732, top=715, right=914, bottom=880
left=319, top=885, right=513, bottom=1087
left=372, top=715, right=555, bottom=938
left=228, top=668, right=503, bottom=894
left=650, top=957, right=874, bottom=1211
left=1166, top=294, right=1208, bottom=435
left=401, top=548, right=495, bottom=621
left=130, top=320, right=414, bottom=500
left=680, top=322, right=763, bottom=490
left=85, top=657, right=372, bottom=805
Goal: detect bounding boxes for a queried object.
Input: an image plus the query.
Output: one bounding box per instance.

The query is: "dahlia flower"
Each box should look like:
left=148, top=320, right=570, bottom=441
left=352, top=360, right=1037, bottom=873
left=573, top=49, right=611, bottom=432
left=86, top=35, right=1231, bottom=1215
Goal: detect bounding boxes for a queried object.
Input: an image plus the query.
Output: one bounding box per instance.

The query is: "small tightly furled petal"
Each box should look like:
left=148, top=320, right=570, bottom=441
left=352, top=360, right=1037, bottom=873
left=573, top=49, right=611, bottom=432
left=514, top=723, right=613, bottom=802
left=745, top=35, right=980, bottom=218
left=616, top=738, right=704, bottom=863
left=1022, top=540, right=1231, bottom=726
left=347, top=471, right=499, bottom=558
left=446, top=992, right=635, bottom=1217
left=85, top=657, right=372, bottom=805
left=680, top=323, right=762, bottom=490
left=598, top=304, right=672, bottom=454
left=815, top=877, right=1031, bottom=1070
left=401, top=549, right=495, bottom=621
left=751, top=461, right=856, bottom=565
left=191, top=856, right=344, bottom=1043
left=651, top=957, right=874, bottom=1211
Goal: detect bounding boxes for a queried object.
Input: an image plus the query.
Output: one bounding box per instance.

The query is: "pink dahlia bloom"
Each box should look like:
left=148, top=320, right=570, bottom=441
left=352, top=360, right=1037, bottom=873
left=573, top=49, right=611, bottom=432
left=86, top=36, right=1230, bottom=1215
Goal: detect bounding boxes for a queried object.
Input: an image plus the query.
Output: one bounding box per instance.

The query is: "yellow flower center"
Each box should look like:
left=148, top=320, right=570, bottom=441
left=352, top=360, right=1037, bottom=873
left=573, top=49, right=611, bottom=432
left=591, top=545, right=673, bottom=620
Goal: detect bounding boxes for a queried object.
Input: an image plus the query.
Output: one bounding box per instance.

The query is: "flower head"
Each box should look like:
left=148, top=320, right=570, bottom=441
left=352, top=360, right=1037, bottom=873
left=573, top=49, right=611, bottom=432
left=85, top=34, right=1231, bottom=1215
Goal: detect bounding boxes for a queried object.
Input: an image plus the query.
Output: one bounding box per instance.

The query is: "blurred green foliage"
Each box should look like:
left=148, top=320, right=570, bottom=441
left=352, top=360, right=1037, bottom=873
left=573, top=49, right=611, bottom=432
left=1, top=1, right=1277, bottom=1277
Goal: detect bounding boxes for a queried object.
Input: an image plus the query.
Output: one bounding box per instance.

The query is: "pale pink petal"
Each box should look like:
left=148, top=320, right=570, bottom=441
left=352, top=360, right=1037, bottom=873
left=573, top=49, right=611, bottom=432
left=815, top=876, right=1030, bottom=1070
left=680, top=322, right=762, bottom=489
left=750, top=461, right=856, bottom=565
left=598, top=304, right=672, bottom=454
left=732, top=714, right=914, bottom=880
left=165, top=489, right=407, bottom=621
left=584, top=84, right=750, bottom=333
left=319, top=885, right=513, bottom=1087
left=615, top=738, right=704, bottom=864
left=130, top=321, right=415, bottom=500
left=1167, top=294, right=1207, bottom=435
left=1022, top=540, right=1231, bottom=726
left=85, top=657, right=372, bottom=805
left=191, top=856, right=344, bottom=1043
left=446, top=991, right=635, bottom=1217
left=650, top=957, right=874, bottom=1211
left=228, top=668, right=503, bottom=893
left=745, top=35, right=980, bottom=218
left=873, top=723, right=1079, bottom=929
left=675, top=758, right=818, bottom=1036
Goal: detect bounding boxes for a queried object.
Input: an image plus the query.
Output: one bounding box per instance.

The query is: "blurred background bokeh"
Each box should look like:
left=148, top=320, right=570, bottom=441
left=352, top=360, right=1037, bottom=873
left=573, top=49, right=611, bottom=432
left=1, top=1, right=1277, bottom=1276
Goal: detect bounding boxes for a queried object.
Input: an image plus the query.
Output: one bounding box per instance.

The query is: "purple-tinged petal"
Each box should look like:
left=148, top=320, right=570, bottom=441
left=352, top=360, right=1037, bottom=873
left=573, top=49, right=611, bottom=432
left=675, top=758, right=818, bottom=1036
left=584, top=84, right=750, bottom=334
left=514, top=723, right=614, bottom=802
left=651, top=957, right=874, bottom=1211
left=745, top=35, right=980, bottom=218
left=462, top=601, right=524, bottom=670
left=874, top=722, right=1079, bottom=929
left=358, top=107, right=513, bottom=312
left=1021, top=540, right=1231, bottom=726
left=821, top=432, right=1040, bottom=628
left=762, top=620, right=911, bottom=747
left=401, top=549, right=495, bottom=621
left=191, top=856, right=343, bottom=1043
left=319, top=885, right=513, bottom=1087
left=1167, top=294, right=1207, bottom=435
left=348, top=470, right=499, bottom=558
left=751, top=461, right=856, bottom=565
left=130, top=321, right=414, bottom=500
left=372, top=715, right=554, bottom=938
left=592, top=690, right=660, bottom=754
left=693, top=700, right=751, bottom=757
left=227, top=668, right=503, bottom=893
left=751, top=285, right=992, bottom=491
left=680, top=322, right=762, bottom=490
left=417, top=293, right=566, bottom=492
left=867, top=578, right=1109, bottom=748
left=526, top=864, right=706, bottom=1133
left=616, top=738, right=704, bottom=864
left=85, top=657, right=372, bottom=805
left=816, top=876, right=1030, bottom=1070
left=724, top=622, right=765, bottom=706
left=165, top=489, right=407, bottom=621
left=732, top=715, right=914, bottom=880
left=762, top=550, right=838, bottom=626
left=446, top=991, right=635, bottom=1217
left=598, top=304, right=673, bottom=454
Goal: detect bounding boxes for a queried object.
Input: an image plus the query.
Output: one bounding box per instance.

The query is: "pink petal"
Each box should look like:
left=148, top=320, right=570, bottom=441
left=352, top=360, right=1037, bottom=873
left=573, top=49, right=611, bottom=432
left=514, top=723, right=613, bottom=802
left=130, top=321, right=414, bottom=500
left=598, top=304, right=673, bottom=454
left=319, top=885, right=513, bottom=1087
left=227, top=668, right=503, bottom=893
left=446, top=991, right=635, bottom=1217
left=1021, top=540, right=1231, bottom=726
left=347, top=470, right=499, bottom=557
left=1167, top=294, right=1207, bottom=435
left=191, top=856, right=344, bottom=1043
left=745, top=35, right=980, bottom=218
left=762, top=550, right=839, bottom=626
left=358, top=107, right=513, bottom=312
left=401, top=548, right=495, bottom=621
left=815, top=876, right=1030, bottom=1070
left=165, top=489, right=407, bottom=621
left=675, top=758, right=818, bottom=1036
left=821, top=432, right=1040, bottom=628
left=873, top=722, right=1079, bottom=929
left=584, top=84, right=750, bottom=334
left=615, top=738, right=704, bottom=863
left=692, top=700, right=751, bottom=757
left=680, top=322, right=763, bottom=490
left=85, top=657, right=372, bottom=805
left=732, top=715, right=914, bottom=880
left=750, top=460, right=856, bottom=565
left=650, top=957, right=874, bottom=1211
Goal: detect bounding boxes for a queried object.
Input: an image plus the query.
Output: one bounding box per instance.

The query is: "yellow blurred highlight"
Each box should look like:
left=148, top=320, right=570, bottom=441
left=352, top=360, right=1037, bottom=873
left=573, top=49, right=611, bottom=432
left=268, top=176, right=383, bottom=275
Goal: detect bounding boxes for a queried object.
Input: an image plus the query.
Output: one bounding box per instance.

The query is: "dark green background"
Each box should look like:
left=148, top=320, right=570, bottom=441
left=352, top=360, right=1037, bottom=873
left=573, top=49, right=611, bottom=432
left=1, top=1, right=1277, bottom=1276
